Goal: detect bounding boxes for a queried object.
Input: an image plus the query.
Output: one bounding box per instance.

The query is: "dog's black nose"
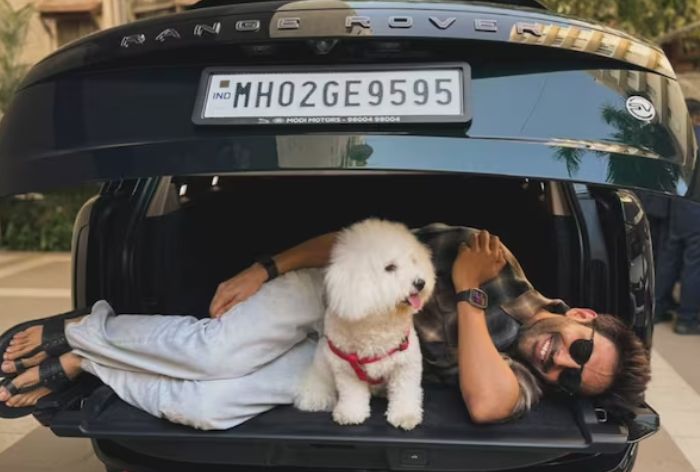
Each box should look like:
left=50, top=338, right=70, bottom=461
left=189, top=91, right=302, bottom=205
left=413, top=278, right=426, bottom=291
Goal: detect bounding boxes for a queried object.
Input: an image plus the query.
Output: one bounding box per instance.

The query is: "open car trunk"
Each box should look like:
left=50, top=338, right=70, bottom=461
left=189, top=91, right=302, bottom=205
left=41, top=173, right=650, bottom=471
left=0, top=0, right=681, bottom=466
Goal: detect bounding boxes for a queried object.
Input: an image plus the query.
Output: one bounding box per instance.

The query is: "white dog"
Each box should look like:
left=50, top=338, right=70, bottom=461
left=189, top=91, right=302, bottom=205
left=294, top=218, right=436, bottom=430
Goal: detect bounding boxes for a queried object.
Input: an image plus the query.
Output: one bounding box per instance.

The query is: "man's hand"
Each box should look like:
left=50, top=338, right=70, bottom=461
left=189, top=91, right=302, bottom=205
left=208, top=232, right=336, bottom=318
left=452, top=230, right=506, bottom=292
left=453, top=230, right=520, bottom=422
left=209, top=263, right=268, bottom=318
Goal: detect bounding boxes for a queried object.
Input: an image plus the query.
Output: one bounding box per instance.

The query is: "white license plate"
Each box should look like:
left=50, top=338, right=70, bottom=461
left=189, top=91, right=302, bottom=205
left=193, top=64, right=470, bottom=125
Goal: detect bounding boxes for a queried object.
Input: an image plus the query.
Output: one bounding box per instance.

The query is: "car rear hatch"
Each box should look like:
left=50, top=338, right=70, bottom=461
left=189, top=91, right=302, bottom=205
left=0, top=0, right=695, bottom=200
left=0, top=0, right=683, bottom=469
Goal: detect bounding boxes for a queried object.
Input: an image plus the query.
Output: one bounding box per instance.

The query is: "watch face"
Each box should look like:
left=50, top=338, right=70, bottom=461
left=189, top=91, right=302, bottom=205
left=471, top=290, right=487, bottom=307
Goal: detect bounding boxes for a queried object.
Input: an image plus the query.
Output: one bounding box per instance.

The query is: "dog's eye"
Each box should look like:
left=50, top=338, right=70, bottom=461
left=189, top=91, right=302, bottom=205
left=385, top=263, right=397, bottom=273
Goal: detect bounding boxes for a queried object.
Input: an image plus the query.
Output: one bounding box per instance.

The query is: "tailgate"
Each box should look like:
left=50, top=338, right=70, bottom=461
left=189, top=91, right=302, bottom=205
left=47, top=384, right=634, bottom=471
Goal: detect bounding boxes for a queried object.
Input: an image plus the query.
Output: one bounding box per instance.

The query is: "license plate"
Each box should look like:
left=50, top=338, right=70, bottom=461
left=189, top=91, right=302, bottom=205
left=192, top=64, right=470, bottom=125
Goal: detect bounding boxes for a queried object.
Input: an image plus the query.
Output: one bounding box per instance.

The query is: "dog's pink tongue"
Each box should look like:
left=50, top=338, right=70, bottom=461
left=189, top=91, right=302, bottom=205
left=409, top=294, right=422, bottom=309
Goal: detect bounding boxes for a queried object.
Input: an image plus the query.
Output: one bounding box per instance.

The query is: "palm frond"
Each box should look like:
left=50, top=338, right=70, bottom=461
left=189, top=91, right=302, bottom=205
left=0, top=0, right=34, bottom=117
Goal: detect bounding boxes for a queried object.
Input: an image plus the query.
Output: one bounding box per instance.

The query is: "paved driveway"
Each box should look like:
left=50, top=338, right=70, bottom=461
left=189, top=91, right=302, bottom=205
left=0, top=252, right=103, bottom=471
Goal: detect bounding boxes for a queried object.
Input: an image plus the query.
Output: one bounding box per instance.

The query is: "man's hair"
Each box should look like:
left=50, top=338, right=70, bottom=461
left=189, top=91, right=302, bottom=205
left=591, top=314, right=651, bottom=418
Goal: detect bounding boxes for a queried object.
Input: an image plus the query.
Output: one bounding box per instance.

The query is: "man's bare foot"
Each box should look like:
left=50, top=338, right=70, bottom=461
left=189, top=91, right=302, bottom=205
left=0, top=353, right=83, bottom=407
left=1, top=317, right=86, bottom=374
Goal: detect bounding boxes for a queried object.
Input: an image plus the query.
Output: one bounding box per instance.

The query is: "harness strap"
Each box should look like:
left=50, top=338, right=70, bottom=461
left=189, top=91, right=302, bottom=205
left=327, top=333, right=410, bottom=385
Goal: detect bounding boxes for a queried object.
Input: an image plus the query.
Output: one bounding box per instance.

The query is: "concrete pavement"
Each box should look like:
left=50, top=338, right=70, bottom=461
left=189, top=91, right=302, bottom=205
left=0, top=251, right=697, bottom=471
left=0, top=252, right=103, bottom=471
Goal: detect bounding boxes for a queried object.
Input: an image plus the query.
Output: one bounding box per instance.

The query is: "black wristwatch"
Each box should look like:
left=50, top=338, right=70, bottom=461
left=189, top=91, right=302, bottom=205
left=255, top=255, right=279, bottom=281
left=455, top=288, right=488, bottom=310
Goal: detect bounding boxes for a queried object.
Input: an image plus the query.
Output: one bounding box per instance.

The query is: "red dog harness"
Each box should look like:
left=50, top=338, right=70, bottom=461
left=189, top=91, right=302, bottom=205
left=327, top=334, right=410, bottom=385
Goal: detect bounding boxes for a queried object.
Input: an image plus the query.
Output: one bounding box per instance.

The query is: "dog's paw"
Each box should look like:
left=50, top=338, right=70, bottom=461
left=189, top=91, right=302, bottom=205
left=386, top=406, right=423, bottom=431
left=332, top=402, right=371, bottom=425
left=294, top=389, right=337, bottom=412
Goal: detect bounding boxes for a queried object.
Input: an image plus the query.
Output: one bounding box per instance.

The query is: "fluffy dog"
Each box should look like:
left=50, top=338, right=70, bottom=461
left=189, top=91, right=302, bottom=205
left=294, top=218, right=436, bottom=430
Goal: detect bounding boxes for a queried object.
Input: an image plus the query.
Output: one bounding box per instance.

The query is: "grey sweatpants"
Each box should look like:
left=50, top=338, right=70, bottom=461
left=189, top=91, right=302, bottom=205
left=65, top=269, right=326, bottom=430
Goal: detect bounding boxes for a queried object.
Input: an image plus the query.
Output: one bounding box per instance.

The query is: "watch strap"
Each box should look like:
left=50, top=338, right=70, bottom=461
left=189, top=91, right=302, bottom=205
left=256, top=255, right=279, bottom=281
left=455, top=288, right=488, bottom=309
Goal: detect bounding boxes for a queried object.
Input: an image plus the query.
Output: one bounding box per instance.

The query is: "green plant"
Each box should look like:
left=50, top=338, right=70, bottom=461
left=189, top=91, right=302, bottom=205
left=0, top=0, right=33, bottom=118
left=543, top=0, right=700, bottom=42
left=0, top=185, right=99, bottom=251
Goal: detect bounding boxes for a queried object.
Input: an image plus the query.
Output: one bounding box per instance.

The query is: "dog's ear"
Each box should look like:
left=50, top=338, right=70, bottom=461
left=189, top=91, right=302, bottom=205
left=324, top=219, right=390, bottom=320
left=324, top=247, right=383, bottom=321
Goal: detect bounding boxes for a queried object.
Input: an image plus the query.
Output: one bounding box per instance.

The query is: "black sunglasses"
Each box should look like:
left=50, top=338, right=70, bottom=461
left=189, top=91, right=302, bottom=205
left=557, top=319, right=596, bottom=395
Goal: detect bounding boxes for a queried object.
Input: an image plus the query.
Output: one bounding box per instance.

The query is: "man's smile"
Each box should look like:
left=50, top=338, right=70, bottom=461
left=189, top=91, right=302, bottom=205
left=533, top=334, right=556, bottom=372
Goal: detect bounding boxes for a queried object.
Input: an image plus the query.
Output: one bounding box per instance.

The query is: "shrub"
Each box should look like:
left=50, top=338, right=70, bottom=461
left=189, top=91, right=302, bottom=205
left=0, top=185, right=99, bottom=251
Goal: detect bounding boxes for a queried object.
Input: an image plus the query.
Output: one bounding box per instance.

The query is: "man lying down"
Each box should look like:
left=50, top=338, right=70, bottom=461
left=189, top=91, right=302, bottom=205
left=0, top=220, right=650, bottom=430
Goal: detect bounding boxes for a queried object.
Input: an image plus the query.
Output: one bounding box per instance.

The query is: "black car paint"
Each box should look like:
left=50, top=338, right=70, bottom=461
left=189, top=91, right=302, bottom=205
left=88, top=435, right=638, bottom=472
left=574, top=187, right=655, bottom=346
left=0, top=2, right=695, bottom=200
left=0, top=67, right=693, bottom=199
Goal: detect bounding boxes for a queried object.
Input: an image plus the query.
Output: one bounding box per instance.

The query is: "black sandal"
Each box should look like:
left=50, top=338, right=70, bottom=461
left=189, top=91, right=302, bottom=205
left=0, top=307, right=90, bottom=378
left=7, top=358, right=32, bottom=376
left=0, top=357, right=75, bottom=418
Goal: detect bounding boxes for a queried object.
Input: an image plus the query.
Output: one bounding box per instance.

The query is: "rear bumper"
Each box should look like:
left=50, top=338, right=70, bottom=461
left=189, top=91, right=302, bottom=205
left=90, top=437, right=640, bottom=472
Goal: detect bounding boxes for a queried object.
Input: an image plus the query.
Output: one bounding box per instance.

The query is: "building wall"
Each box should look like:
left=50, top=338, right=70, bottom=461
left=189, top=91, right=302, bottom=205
left=10, top=0, right=132, bottom=68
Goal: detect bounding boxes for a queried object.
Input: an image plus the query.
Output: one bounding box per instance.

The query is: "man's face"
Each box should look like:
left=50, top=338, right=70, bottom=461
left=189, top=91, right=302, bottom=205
left=515, top=309, right=618, bottom=395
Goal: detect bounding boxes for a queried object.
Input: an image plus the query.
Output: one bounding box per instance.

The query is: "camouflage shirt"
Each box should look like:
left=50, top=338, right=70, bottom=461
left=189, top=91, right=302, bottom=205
left=412, top=223, right=570, bottom=418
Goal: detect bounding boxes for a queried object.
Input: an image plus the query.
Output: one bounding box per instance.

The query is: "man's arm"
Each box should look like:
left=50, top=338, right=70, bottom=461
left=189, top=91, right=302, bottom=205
left=452, top=231, right=521, bottom=423
left=209, top=232, right=338, bottom=317
left=456, top=301, right=521, bottom=423
left=272, top=232, right=338, bottom=275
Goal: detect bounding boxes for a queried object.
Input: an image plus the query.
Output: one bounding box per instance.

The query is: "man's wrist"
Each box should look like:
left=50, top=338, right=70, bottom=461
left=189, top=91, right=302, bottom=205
left=255, top=255, right=279, bottom=282
left=457, top=300, right=487, bottom=320
left=455, top=288, right=489, bottom=310
left=454, top=280, right=480, bottom=292
left=249, top=263, right=268, bottom=282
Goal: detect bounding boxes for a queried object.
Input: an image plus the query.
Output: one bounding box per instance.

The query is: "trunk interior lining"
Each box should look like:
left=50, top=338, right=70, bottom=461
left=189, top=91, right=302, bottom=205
left=137, top=174, right=562, bottom=316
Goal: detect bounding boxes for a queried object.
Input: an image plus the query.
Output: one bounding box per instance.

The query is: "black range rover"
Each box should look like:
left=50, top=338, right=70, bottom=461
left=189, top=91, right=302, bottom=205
left=0, top=0, right=695, bottom=470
